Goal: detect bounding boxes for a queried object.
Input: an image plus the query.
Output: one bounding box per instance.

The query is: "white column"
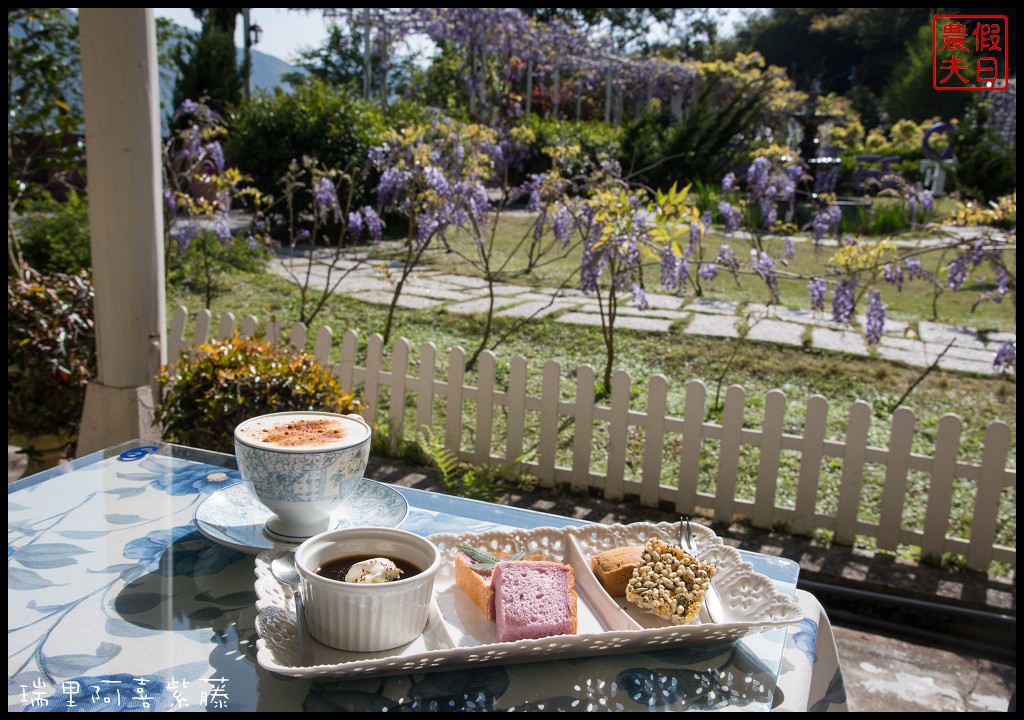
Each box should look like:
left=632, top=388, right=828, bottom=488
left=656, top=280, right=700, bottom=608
left=77, top=8, right=166, bottom=454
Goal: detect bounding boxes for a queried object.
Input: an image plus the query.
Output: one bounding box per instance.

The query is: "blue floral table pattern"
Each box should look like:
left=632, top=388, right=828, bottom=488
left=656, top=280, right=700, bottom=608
left=7, top=441, right=848, bottom=712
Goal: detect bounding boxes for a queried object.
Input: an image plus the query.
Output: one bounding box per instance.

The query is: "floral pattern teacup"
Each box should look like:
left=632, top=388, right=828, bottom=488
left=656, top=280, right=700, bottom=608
left=234, top=412, right=371, bottom=542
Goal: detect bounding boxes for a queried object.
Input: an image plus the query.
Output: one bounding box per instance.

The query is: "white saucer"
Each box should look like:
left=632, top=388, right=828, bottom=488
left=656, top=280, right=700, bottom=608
left=193, top=480, right=409, bottom=554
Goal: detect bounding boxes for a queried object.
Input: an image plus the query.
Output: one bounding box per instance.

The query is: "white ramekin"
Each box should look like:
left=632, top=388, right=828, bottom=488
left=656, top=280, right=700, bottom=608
left=294, top=527, right=441, bottom=652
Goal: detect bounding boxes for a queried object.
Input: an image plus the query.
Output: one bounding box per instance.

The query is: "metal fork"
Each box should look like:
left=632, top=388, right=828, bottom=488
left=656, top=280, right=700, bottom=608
left=680, top=516, right=721, bottom=624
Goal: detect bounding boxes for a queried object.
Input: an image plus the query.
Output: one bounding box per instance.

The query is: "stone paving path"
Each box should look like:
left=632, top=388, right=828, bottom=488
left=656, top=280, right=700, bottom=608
left=269, top=238, right=1015, bottom=377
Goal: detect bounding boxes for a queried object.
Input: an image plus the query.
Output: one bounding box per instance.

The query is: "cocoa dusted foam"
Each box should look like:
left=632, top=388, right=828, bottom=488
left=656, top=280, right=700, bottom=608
left=237, top=414, right=368, bottom=450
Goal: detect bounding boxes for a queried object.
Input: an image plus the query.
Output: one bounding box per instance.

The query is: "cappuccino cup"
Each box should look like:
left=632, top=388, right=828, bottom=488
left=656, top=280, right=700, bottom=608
left=234, top=412, right=372, bottom=542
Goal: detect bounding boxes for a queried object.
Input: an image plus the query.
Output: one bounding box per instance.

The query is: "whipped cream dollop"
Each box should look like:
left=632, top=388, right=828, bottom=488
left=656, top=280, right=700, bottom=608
left=344, top=557, right=403, bottom=583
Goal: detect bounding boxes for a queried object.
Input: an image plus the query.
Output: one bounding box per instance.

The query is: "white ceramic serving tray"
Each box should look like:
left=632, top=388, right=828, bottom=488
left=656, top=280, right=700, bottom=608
left=253, top=521, right=803, bottom=680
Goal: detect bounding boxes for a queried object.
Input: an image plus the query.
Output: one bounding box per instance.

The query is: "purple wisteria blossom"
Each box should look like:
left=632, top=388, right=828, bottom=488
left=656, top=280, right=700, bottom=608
left=747, top=157, right=770, bottom=193
left=783, top=237, right=795, bottom=262
left=631, top=283, right=649, bottom=311
left=176, top=221, right=197, bottom=254
left=811, top=205, right=842, bottom=247
left=314, top=177, right=340, bottom=223
left=292, top=228, right=311, bottom=246
left=163, top=189, right=177, bottom=217
left=213, top=213, right=231, bottom=241
left=362, top=207, right=384, bottom=242
left=716, top=244, right=741, bottom=281
left=689, top=221, right=702, bottom=251
left=865, top=289, right=887, bottom=345
left=698, top=262, right=718, bottom=281
left=921, top=189, right=934, bottom=214
left=883, top=262, right=904, bottom=289
left=831, top=279, right=858, bottom=324
left=660, top=246, right=688, bottom=291
left=204, top=141, right=225, bottom=174
left=552, top=206, right=572, bottom=245
left=701, top=211, right=713, bottom=232
left=721, top=172, right=736, bottom=193
left=719, top=201, right=741, bottom=234
left=347, top=211, right=363, bottom=239
left=751, top=249, right=780, bottom=303
left=904, top=258, right=929, bottom=281
left=947, top=255, right=971, bottom=290
left=760, top=194, right=778, bottom=227
left=808, top=277, right=827, bottom=312
left=522, top=174, right=544, bottom=212
left=993, top=340, right=1015, bottom=374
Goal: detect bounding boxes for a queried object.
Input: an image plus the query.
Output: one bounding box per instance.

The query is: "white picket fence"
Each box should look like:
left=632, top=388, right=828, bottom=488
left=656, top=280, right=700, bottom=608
left=168, top=306, right=1017, bottom=571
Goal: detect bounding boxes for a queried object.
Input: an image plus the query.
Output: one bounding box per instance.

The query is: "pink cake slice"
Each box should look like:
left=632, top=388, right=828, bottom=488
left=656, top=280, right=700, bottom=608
left=492, top=560, right=578, bottom=643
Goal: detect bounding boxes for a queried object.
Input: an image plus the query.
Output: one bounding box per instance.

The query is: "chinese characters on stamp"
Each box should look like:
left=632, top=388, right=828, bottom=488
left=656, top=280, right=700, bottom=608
left=932, top=15, right=1009, bottom=91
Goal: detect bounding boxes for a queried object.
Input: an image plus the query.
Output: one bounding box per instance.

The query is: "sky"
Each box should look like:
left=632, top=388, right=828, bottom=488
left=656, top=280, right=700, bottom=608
left=155, top=8, right=331, bottom=64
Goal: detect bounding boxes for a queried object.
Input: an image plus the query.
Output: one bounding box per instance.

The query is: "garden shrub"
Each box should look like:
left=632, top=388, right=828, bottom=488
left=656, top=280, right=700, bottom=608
left=14, top=191, right=92, bottom=276
left=155, top=333, right=362, bottom=453
left=515, top=115, right=623, bottom=181
left=948, top=101, right=1016, bottom=203
left=225, top=79, right=388, bottom=208
left=7, top=267, right=96, bottom=440
left=165, top=230, right=272, bottom=294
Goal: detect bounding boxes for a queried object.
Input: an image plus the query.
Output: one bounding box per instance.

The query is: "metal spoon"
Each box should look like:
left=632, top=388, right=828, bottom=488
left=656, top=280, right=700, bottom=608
left=270, top=553, right=314, bottom=665
left=680, top=516, right=721, bottom=624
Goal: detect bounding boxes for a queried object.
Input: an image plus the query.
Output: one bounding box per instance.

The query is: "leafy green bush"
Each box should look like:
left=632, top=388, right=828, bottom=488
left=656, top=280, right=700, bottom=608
left=155, top=334, right=362, bottom=453
left=7, top=267, right=96, bottom=440
left=13, top=191, right=91, bottom=276
left=165, top=231, right=272, bottom=294
left=515, top=115, right=623, bottom=181
left=225, top=79, right=388, bottom=207
left=949, top=101, right=1017, bottom=203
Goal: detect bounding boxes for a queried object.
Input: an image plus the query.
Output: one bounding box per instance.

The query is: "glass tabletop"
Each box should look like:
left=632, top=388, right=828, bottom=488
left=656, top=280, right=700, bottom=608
left=8, top=441, right=799, bottom=712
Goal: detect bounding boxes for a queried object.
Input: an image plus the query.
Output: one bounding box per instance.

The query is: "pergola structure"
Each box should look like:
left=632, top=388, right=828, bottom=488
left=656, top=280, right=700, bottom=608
left=76, top=9, right=165, bottom=454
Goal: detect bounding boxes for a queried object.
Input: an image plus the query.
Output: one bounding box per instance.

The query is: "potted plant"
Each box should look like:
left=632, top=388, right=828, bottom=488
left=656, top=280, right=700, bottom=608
left=7, top=267, right=96, bottom=476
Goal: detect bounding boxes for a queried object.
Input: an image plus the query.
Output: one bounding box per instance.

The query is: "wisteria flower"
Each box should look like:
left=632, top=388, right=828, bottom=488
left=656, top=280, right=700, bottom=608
left=721, top=172, right=736, bottom=194
left=865, top=289, right=887, bottom=345
left=993, top=340, right=1015, bottom=374
left=808, top=277, right=827, bottom=312
left=832, top=279, right=858, bottom=324
left=718, top=202, right=741, bottom=234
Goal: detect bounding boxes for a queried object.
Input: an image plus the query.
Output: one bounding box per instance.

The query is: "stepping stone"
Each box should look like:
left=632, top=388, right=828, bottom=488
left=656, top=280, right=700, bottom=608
left=811, top=327, right=869, bottom=356
left=683, top=313, right=739, bottom=338
left=876, top=344, right=937, bottom=369
left=446, top=296, right=526, bottom=314
left=747, top=303, right=841, bottom=328
left=642, top=292, right=685, bottom=310
left=986, top=331, right=1016, bottom=345
left=938, top=344, right=999, bottom=363
left=403, top=284, right=483, bottom=302
left=555, top=312, right=672, bottom=332
left=431, top=274, right=490, bottom=288
left=686, top=298, right=740, bottom=315
left=351, top=290, right=444, bottom=309
left=938, top=355, right=1001, bottom=375
left=746, top=319, right=805, bottom=346
left=615, top=305, right=689, bottom=321
left=497, top=300, right=577, bottom=318
left=489, top=284, right=535, bottom=296
left=855, top=314, right=910, bottom=338
left=917, top=321, right=986, bottom=351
